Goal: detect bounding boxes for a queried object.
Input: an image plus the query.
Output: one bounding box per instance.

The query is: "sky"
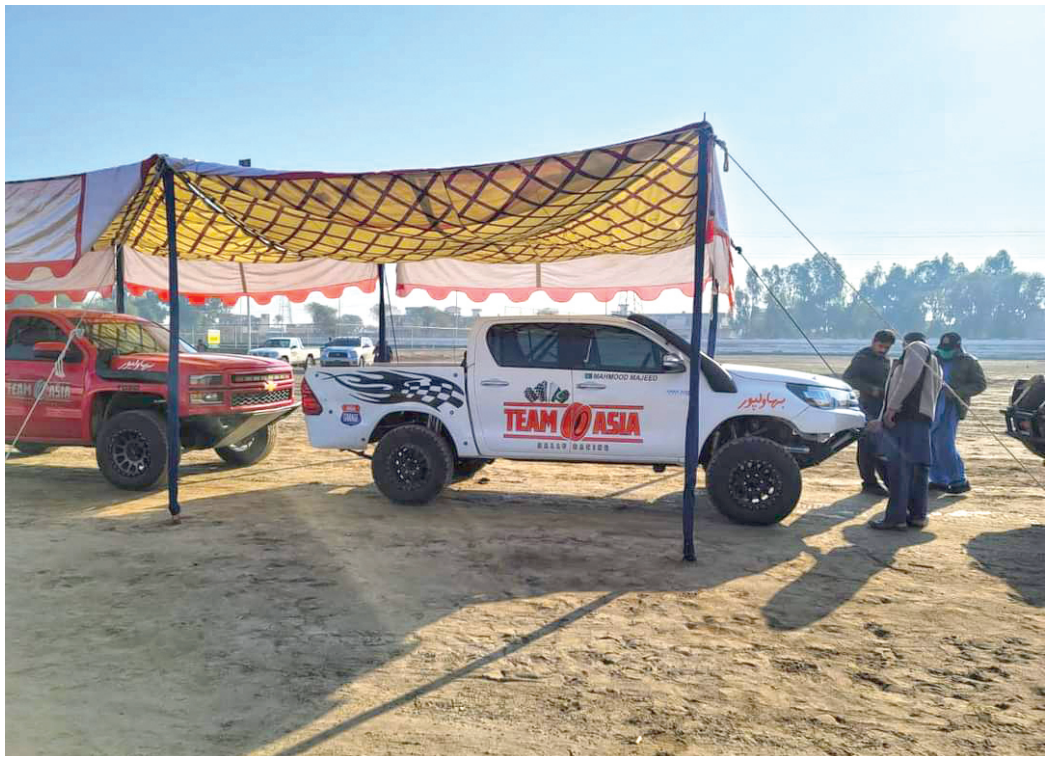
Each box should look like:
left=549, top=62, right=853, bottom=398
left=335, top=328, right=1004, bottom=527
left=4, top=4, right=1046, bottom=323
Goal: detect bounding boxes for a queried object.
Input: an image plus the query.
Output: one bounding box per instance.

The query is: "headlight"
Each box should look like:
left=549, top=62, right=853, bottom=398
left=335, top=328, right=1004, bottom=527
left=787, top=383, right=857, bottom=409
left=190, top=391, right=224, bottom=404
left=189, top=374, right=223, bottom=387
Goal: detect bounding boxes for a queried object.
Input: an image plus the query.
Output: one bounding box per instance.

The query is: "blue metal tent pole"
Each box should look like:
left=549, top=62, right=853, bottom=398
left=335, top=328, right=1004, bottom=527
left=162, top=163, right=182, bottom=521
left=681, top=123, right=714, bottom=563
left=706, top=286, right=719, bottom=357
left=376, top=264, right=389, bottom=362
left=114, top=244, right=126, bottom=313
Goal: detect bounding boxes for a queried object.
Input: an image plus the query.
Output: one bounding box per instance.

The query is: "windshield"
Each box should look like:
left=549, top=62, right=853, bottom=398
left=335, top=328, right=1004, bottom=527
left=84, top=320, right=196, bottom=355
left=263, top=339, right=292, bottom=348
left=328, top=338, right=360, bottom=347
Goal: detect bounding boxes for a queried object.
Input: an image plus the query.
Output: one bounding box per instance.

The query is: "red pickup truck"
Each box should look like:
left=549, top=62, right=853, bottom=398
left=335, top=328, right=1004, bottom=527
left=5, top=308, right=298, bottom=489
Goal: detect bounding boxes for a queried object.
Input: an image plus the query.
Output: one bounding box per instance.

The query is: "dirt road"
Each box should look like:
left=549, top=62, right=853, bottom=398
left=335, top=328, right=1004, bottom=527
left=5, top=356, right=1044, bottom=755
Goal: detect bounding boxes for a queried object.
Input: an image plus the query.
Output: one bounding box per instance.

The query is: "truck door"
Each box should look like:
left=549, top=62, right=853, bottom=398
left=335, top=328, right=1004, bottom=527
left=567, top=323, right=687, bottom=462
left=471, top=322, right=575, bottom=458
left=5, top=315, right=88, bottom=443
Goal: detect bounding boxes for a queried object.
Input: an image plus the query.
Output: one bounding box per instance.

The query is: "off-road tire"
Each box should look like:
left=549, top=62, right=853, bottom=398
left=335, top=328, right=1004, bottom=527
left=281, top=356, right=290, bottom=364
left=216, top=422, right=278, bottom=467
left=372, top=424, right=454, bottom=504
left=96, top=409, right=169, bottom=491
left=705, top=436, right=802, bottom=525
left=450, top=458, right=491, bottom=484
left=12, top=442, right=55, bottom=456
left=358, top=355, right=367, bottom=367
left=305, top=355, right=315, bottom=367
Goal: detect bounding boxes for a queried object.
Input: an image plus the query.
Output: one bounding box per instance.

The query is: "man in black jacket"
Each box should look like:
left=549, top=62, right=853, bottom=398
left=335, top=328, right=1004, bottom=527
left=930, top=332, right=987, bottom=493
left=843, top=330, right=895, bottom=495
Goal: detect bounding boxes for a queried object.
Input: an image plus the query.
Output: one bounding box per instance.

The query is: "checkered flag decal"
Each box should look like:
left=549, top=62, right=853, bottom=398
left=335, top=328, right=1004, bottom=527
left=318, top=370, right=464, bottom=410
left=400, top=377, right=464, bottom=408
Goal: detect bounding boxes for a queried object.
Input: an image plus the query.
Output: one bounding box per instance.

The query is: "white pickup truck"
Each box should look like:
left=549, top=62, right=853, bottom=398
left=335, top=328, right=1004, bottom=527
left=249, top=337, right=320, bottom=368
left=302, top=314, right=866, bottom=525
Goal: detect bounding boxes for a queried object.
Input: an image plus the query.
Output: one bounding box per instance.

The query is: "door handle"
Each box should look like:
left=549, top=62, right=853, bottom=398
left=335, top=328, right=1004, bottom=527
left=481, top=379, right=509, bottom=387
left=576, top=382, right=606, bottom=390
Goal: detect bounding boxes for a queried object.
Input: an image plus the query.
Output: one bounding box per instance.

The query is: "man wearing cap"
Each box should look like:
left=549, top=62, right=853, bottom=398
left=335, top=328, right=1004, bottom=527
left=930, top=332, right=987, bottom=494
left=842, top=329, right=895, bottom=496
left=868, top=332, right=943, bottom=530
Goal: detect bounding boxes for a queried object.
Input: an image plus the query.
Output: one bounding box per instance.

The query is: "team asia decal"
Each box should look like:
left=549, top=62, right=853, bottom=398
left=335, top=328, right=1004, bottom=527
left=504, top=400, right=643, bottom=451
left=318, top=370, right=465, bottom=410
left=6, top=380, right=72, bottom=401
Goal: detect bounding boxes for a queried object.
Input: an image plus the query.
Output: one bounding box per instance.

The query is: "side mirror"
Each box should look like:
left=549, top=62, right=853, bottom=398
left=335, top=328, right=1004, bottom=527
left=662, top=353, right=687, bottom=373
left=33, top=341, right=81, bottom=363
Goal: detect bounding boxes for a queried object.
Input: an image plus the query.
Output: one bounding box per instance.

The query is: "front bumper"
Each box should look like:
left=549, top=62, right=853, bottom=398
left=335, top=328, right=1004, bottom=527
left=785, top=428, right=863, bottom=468
left=209, top=403, right=300, bottom=449
left=321, top=359, right=356, bottom=367
left=1003, top=406, right=1044, bottom=458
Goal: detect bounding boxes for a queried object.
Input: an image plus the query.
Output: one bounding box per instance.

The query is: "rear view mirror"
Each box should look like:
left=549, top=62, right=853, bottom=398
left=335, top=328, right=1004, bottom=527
left=33, top=341, right=81, bottom=364
left=662, top=353, right=687, bottom=373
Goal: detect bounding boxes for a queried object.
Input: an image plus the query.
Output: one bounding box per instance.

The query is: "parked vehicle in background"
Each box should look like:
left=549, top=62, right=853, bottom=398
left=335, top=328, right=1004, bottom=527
left=1003, top=374, right=1044, bottom=458
left=249, top=337, right=320, bottom=368
left=322, top=336, right=375, bottom=367
left=5, top=309, right=299, bottom=489
left=301, top=314, right=866, bottom=525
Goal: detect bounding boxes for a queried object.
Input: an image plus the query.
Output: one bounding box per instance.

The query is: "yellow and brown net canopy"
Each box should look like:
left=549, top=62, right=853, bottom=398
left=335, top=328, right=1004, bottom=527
left=101, top=123, right=702, bottom=265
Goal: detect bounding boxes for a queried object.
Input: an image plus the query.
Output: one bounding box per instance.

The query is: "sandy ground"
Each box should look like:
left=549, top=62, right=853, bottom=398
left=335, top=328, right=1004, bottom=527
left=4, top=355, right=1045, bottom=755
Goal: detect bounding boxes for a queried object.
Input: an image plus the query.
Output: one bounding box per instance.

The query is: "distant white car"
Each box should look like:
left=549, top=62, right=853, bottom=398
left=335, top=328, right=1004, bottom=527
left=249, top=337, right=320, bottom=368
left=321, top=336, right=375, bottom=368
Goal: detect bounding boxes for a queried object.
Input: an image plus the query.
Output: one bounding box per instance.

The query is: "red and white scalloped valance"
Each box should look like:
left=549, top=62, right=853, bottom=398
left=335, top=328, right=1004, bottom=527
left=6, top=247, right=377, bottom=306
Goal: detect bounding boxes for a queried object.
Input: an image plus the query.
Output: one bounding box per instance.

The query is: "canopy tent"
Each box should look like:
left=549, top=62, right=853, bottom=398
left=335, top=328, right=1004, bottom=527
left=5, top=245, right=378, bottom=305
left=5, top=121, right=728, bottom=560
left=393, top=141, right=732, bottom=304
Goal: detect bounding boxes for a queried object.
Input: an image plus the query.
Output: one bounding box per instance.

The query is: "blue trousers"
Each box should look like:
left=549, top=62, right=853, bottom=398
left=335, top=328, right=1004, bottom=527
left=880, top=419, right=931, bottom=524
left=930, top=399, right=966, bottom=486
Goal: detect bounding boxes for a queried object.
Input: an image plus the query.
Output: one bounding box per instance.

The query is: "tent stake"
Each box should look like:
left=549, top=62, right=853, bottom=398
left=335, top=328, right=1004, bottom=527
left=114, top=244, right=126, bottom=313
left=681, top=123, right=714, bottom=563
left=162, top=163, right=182, bottom=521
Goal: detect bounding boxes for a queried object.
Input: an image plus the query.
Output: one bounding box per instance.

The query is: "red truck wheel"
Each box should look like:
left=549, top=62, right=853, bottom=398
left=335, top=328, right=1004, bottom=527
left=216, top=423, right=277, bottom=467
left=95, top=409, right=169, bottom=491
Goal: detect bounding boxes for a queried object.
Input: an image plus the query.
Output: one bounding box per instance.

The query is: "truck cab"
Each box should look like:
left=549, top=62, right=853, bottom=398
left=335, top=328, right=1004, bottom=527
left=321, top=336, right=375, bottom=367
left=302, top=314, right=866, bottom=525
left=6, top=308, right=299, bottom=489
left=249, top=337, right=319, bottom=368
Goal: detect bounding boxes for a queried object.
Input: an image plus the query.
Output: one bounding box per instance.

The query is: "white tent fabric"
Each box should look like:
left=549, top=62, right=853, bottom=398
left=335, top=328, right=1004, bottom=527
left=395, top=244, right=718, bottom=303
left=5, top=161, right=145, bottom=280
left=5, top=246, right=378, bottom=306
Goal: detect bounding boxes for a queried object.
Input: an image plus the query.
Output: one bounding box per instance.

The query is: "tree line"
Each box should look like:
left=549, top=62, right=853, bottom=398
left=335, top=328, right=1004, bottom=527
left=727, top=250, right=1044, bottom=339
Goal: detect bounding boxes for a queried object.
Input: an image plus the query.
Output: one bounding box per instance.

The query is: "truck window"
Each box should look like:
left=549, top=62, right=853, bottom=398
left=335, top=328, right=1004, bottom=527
left=575, top=325, right=665, bottom=373
left=6, top=317, right=70, bottom=361
left=263, top=339, right=292, bottom=348
left=485, top=324, right=561, bottom=369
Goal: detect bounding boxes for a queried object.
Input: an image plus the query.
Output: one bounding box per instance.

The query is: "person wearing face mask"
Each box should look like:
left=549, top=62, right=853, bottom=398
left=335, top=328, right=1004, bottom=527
left=929, top=332, right=987, bottom=494
left=842, top=329, right=895, bottom=496
left=868, top=332, right=943, bottom=530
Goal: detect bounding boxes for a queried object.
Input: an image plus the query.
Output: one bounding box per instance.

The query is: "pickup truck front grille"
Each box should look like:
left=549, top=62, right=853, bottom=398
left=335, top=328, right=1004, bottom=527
left=231, top=389, right=293, bottom=407
left=327, top=352, right=348, bottom=358
left=231, top=372, right=292, bottom=384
